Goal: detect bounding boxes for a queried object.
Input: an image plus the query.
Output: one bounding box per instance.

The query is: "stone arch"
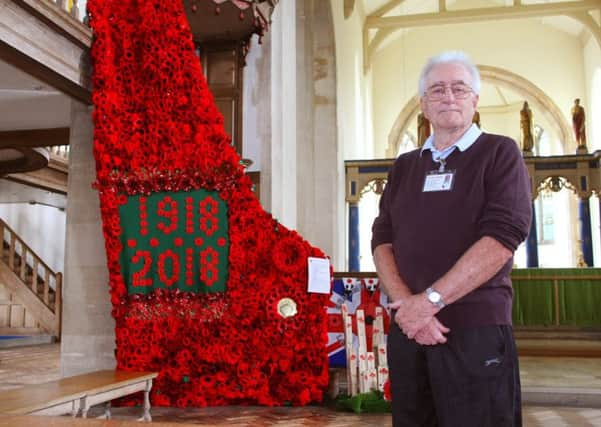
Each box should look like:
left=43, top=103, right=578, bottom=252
left=386, top=65, right=574, bottom=157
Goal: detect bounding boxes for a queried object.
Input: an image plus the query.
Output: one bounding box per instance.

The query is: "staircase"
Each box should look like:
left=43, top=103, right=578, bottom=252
left=0, top=219, right=62, bottom=338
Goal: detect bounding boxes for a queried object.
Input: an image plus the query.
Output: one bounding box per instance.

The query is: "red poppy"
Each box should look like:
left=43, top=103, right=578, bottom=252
left=88, top=0, right=330, bottom=407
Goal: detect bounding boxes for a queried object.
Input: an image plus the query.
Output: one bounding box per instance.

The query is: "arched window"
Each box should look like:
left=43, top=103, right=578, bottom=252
left=396, top=131, right=416, bottom=156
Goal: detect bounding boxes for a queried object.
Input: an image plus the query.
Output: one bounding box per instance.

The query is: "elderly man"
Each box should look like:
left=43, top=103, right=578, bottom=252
left=372, top=51, right=531, bottom=426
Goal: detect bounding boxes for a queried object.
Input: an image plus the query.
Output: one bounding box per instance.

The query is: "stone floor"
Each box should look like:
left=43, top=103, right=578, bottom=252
left=2, top=344, right=601, bottom=426
left=96, top=405, right=601, bottom=426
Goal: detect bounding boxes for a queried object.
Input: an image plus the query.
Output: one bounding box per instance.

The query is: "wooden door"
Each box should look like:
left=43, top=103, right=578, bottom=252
left=196, top=42, right=244, bottom=156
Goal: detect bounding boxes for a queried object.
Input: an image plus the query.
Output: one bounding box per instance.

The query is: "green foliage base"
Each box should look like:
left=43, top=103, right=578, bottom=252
left=335, top=391, right=391, bottom=413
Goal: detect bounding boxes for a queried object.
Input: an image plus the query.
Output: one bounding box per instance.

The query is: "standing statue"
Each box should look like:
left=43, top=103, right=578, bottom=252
left=417, top=112, right=431, bottom=148
left=472, top=110, right=481, bottom=128
left=520, top=101, right=534, bottom=154
left=572, top=98, right=586, bottom=150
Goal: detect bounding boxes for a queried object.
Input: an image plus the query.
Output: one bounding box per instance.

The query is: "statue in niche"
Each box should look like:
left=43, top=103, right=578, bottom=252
left=520, top=101, right=534, bottom=154
left=572, top=98, right=586, bottom=149
left=417, top=112, right=431, bottom=148
left=472, top=110, right=481, bottom=128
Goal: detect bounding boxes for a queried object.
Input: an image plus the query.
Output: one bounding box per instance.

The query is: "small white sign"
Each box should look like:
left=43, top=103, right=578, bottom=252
left=307, top=257, right=331, bottom=294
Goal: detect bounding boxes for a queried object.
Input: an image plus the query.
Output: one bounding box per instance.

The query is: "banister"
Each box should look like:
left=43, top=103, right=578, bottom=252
left=0, top=219, right=59, bottom=276
left=0, top=217, right=63, bottom=337
left=55, top=272, right=63, bottom=339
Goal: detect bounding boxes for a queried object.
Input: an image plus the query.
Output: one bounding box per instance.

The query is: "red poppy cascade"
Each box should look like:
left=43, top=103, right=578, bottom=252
left=88, top=0, right=330, bottom=406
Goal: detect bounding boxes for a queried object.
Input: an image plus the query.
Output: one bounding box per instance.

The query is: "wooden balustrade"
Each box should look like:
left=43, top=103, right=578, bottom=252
left=48, top=0, right=83, bottom=22
left=0, top=219, right=62, bottom=336
left=48, top=145, right=70, bottom=162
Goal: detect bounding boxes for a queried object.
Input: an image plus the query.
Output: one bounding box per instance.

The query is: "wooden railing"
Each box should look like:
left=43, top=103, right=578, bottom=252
left=0, top=219, right=62, bottom=337
left=48, top=145, right=69, bottom=162
left=48, top=0, right=85, bottom=23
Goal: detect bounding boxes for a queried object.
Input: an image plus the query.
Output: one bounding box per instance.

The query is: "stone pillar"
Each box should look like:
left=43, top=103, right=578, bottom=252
left=269, top=0, right=297, bottom=228
left=348, top=202, right=359, bottom=271
left=258, top=0, right=339, bottom=266
left=295, top=0, right=339, bottom=265
left=526, top=201, right=539, bottom=267
left=61, top=99, right=115, bottom=376
left=579, top=197, right=593, bottom=267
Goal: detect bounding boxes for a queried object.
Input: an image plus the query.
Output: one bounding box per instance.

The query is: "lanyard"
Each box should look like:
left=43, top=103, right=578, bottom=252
left=432, top=150, right=453, bottom=172
left=435, top=157, right=446, bottom=172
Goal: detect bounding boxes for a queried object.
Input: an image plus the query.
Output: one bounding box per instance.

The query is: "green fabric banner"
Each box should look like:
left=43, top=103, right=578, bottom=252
left=118, top=189, right=229, bottom=295
left=511, top=268, right=601, bottom=328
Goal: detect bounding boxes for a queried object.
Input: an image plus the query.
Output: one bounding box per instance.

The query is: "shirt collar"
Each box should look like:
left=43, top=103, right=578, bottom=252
left=420, top=123, right=483, bottom=157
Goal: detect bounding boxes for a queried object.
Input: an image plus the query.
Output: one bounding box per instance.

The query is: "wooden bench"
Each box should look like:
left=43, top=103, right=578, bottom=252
left=0, top=370, right=158, bottom=421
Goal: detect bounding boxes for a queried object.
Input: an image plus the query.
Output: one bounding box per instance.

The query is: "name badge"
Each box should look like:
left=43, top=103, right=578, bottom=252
left=423, top=170, right=455, bottom=192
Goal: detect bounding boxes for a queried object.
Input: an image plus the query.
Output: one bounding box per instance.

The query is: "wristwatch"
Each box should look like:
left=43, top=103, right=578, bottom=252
left=426, top=287, right=445, bottom=309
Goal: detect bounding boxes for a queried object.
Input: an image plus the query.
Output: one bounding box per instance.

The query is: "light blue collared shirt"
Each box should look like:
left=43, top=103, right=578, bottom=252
left=420, top=123, right=483, bottom=164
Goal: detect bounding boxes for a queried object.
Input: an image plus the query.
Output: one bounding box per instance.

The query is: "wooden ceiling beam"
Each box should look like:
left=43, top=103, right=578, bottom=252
left=371, top=0, right=406, bottom=18
left=0, top=128, right=70, bottom=148
left=365, top=0, right=601, bottom=29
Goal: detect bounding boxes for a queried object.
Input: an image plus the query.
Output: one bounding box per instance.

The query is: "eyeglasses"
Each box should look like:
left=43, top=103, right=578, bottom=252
left=424, top=84, right=473, bottom=101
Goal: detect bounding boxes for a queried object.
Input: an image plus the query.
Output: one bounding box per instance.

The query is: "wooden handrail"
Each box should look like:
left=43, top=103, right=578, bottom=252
left=47, top=145, right=69, bottom=161
left=55, top=272, right=63, bottom=339
left=0, top=219, right=57, bottom=278
left=46, top=0, right=83, bottom=22
left=0, top=218, right=62, bottom=336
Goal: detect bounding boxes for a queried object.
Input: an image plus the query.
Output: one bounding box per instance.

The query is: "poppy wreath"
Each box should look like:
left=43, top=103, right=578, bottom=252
left=88, top=0, right=330, bottom=406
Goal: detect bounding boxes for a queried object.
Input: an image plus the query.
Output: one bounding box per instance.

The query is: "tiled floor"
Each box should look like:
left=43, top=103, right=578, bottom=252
left=94, top=405, right=601, bottom=426
left=520, top=356, right=601, bottom=389
left=525, top=407, right=601, bottom=427
left=0, top=343, right=60, bottom=391
left=2, top=344, right=601, bottom=426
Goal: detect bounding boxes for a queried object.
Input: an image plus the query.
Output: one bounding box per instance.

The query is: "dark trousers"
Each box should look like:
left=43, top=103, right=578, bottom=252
left=387, top=322, right=522, bottom=427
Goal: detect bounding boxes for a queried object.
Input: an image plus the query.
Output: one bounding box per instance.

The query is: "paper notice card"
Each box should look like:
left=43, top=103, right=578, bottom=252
left=307, top=257, right=331, bottom=294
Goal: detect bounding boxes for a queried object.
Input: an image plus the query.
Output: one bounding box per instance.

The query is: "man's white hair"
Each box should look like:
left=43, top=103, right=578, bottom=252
left=418, top=51, right=481, bottom=96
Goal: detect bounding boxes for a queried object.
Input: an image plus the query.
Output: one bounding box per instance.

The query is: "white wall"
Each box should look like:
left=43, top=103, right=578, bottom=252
left=584, top=31, right=601, bottom=265
left=479, top=104, right=562, bottom=154
left=331, top=0, right=376, bottom=270
left=242, top=35, right=266, bottom=173
left=266, top=1, right=298, bottom=229
left=587, top=32, right=601, bottom=264
left=371, top=19, right=586, bottom=157
left=0, top=203, right=66, bottom=273
left=331, top=0, right=373, bottom=160
left=583, top=35, right=601, bottom=152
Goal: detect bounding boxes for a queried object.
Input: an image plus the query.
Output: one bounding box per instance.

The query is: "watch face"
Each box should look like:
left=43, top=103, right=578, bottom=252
left=428, top=291, right=441, bottom=304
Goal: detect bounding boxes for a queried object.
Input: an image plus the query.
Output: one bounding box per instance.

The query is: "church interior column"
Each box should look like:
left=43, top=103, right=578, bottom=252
left=348, top=202, right=359, bottom=271
left=61, top=100, right=115, bottom=376
left=579, top=196, right=594, bottom=267
left=526, top=201, right=540, bottom=267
